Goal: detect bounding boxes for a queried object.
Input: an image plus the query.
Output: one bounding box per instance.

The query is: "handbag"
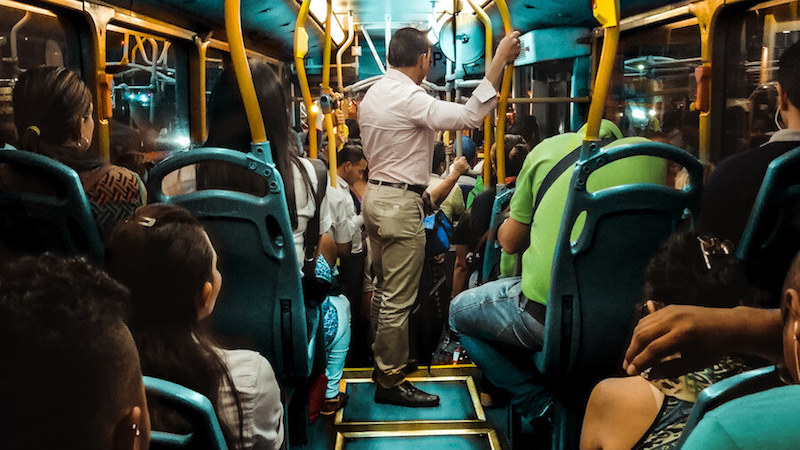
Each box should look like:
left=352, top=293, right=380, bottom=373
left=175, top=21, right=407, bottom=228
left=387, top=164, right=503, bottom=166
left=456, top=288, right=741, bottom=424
left=424, top=210, right=453, bottom=257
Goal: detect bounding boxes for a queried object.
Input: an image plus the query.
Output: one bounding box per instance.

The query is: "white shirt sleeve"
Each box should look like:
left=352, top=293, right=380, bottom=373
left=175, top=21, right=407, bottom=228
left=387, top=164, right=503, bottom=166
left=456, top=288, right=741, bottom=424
left=405, top=77, right=498, bottom=131
left=248, top=356, right=285, bottom=450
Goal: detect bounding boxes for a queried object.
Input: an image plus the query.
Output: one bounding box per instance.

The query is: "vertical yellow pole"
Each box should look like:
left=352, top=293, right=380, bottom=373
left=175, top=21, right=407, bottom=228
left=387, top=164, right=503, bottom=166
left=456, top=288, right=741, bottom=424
left=294, top=0, right=317, bottom=157
left=494, top=0, right=514, bottom=183
left=322, top=0, right=337, bottom=187
left=224, top=0, right=266, bottom=144
left=584, top=0, right=620, bottom=143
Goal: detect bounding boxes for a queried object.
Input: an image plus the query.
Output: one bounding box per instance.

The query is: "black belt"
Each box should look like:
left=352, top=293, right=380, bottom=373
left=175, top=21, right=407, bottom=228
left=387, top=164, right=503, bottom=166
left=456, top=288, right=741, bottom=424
left=523, top=296, right=547, bottom=323
left=368, top=179, right=426, bottom=196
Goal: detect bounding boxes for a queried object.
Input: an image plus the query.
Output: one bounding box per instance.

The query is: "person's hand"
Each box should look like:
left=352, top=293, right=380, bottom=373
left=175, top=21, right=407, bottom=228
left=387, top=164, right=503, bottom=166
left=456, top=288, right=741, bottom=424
left=495, top=31, right=522, bottom=65
left=623, top=303, right=741, bottom=379
left=451, top=156, right=469, bottom=177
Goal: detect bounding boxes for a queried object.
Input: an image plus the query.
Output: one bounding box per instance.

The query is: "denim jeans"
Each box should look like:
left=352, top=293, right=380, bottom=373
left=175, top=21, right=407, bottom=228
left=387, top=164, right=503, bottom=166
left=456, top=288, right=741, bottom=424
left=323, top=294, right=352, bottom=398
left=449, top=276, right=552, bottom=419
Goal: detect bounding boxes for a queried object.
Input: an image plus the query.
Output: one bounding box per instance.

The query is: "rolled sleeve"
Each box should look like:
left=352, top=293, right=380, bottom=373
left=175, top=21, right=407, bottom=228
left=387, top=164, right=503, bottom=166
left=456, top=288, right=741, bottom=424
left=407, top=79, right=498, bottom=131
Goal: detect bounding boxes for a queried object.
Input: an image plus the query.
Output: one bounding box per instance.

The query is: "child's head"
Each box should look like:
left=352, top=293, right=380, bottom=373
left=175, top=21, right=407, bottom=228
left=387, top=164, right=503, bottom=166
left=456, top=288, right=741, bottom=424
left=643, top=230, right=750, bottom=311
left=107, top=203, right=221, bottom=327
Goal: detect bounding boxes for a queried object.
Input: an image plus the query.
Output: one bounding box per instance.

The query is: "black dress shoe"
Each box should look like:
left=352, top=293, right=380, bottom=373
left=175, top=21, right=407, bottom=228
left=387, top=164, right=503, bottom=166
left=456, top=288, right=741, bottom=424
left=374, top=380, right=440, bottom=407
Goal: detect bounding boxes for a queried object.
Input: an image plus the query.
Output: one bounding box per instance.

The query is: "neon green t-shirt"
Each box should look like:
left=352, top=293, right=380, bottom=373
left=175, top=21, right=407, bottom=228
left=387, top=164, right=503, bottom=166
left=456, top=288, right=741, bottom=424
left=509, top=120, right=666, bottom=304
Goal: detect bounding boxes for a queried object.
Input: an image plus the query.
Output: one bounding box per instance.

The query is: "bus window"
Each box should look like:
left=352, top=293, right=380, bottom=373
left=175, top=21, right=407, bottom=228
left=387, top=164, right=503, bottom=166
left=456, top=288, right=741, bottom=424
left=0, top=2, right=80, bottom=147
left=206, top=48, right=226, bottom=107
left=519, top=59, right=577, bottom=139
left=719, top=1, right=800, bottom=160
left=106, top=26, right=190, bottom=169
left=610, top=19, right=702, bottom=155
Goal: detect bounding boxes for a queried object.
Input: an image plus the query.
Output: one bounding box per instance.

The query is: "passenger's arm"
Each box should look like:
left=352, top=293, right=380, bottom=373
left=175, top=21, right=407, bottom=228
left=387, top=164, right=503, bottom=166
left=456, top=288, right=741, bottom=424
left=429, top=157, right=469, bottom=205
left=452, top=244, right=471, bottom=299
left=623, top=305, right=782, bottom=378
left=498, top=216, right=529, bottom=255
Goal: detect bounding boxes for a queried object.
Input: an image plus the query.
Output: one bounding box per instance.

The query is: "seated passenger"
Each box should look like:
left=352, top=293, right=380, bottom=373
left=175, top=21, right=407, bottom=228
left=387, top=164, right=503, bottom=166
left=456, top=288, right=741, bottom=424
left=427, top=140, right=468, bottom=222
left=0, top=255, right=150, bottom=450
left=451, top=134, right=530, bottom=297
left=12, top=66, right=146, bottom=240
left=581, top=231, right=754, bottom=450
left=698, top=40, right=800, bottom=244
left=106, top=204, right=283, bottom=450
left=449, top=119, right=665, bottom=422
left=679, top=251, right=800, bottom=449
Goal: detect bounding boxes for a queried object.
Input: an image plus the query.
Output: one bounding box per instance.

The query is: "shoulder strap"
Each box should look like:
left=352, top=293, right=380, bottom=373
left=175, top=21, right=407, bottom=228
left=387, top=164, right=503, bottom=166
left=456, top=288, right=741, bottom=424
left=303, top=158, right=328, bottom=262
left=531, top=137, right=616, bottom=217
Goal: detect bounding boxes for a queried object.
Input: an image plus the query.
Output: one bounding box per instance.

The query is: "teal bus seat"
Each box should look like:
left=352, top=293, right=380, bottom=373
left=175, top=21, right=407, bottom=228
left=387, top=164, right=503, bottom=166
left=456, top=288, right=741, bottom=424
left=676, top=366, right=781, bottom=448
left=0, top=148, right=104, bottom=263
left=481, top=186, right=515, bottom=282
left=736, top=146, right=800, bottom=306
left=537, top=142, right=702, bottom=449
left=146, top=147, right=314, bottom=446
left=144, top=376, right=228, bottom=450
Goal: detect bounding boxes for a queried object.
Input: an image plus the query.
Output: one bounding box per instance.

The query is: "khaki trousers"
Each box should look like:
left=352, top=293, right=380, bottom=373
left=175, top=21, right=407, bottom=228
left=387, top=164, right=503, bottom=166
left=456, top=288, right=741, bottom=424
left=362, top=182, right=426, bottom=388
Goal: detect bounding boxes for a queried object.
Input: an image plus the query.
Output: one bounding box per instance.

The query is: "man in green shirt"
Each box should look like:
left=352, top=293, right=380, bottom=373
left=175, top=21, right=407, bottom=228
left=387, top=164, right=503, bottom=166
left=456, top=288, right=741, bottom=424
left=449, top=120, right=665, bottom=420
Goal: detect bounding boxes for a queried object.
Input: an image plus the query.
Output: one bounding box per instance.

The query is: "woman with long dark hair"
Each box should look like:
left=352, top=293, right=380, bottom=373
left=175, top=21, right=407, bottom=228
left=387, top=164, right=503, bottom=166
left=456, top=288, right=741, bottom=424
left=12, top=66, right=145, bottom=240
left=106, top=203, right=284, bottom=450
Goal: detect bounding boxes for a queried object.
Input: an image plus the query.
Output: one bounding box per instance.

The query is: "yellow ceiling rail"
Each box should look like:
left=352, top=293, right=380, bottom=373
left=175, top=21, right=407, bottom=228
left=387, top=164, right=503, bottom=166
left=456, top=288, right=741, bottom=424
left=322, top=0, right=337, bottom=187
left=465, top=0, right=493, bottom=187
left=494, top=0, right=513, bottom=184
left=584, top=0, right=620, bottom=144
left=224, top=0, right=267, bottom=145
left=294, top=0, right=318, bottom=158
left=336, top=10, right=354, bottom=93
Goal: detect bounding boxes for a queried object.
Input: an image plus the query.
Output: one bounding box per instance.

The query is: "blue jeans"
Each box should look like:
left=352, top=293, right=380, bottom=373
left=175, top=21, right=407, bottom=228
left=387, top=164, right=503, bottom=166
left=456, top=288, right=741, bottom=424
left=449, top=277, right=552, bottom=419
left=323, top=294, right=351, bottom=398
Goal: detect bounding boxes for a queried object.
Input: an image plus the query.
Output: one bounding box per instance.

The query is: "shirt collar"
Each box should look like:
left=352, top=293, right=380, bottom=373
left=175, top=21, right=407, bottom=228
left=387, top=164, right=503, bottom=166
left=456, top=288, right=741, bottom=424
left=385, top=67, right=417, bottom=85
left=336, top=175, right=350, bottom=189
left=767, top=128, right=800, bottom=144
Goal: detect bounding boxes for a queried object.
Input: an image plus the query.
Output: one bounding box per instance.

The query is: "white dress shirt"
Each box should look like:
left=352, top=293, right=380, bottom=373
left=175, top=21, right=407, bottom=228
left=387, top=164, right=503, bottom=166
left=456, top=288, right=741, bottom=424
left=358, top=68, right=498, bottom=186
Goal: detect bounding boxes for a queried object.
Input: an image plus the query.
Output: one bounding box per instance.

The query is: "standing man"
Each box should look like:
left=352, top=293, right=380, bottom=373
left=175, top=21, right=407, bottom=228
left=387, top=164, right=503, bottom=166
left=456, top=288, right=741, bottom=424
left=359, top=26, right=521, bottom=407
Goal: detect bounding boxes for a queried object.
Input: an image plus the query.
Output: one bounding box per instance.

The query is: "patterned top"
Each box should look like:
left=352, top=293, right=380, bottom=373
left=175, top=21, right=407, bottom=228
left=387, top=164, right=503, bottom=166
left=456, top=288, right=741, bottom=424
left=79, top=164, right=146, bottom=240
left=635, top=357, right=751, bottom=449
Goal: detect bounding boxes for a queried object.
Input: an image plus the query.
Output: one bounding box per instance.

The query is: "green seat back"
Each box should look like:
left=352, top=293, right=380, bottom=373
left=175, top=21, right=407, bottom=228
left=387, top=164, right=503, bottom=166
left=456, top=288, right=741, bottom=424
left=676, top=366, right=782, bottom=447
left=0, top=149, right=103, bottom=263
left=481, top=186, right=515, bottom=282
left=146, top=147, right=309, bottom=382
left=736, top=146, right=800, bottom=306
left=536, top=142, right=702, bottom=380
left=144, top=376, right=228, bottom=450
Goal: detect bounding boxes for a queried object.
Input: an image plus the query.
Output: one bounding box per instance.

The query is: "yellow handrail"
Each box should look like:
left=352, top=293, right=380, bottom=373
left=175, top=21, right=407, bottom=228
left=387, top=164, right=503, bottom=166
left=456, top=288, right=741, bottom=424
left=224, top=0, right=266, bottom=144
left=336, top=11, right=354, bottom=93
left=494, top=0, right=513, bottom=184
left=294, top=0, right=317, bottom=158
left=465, top=0, right=493, bottom=187
left=322, top=0, right=337, bottom=187
left=585, top=0, right=620, bottom=143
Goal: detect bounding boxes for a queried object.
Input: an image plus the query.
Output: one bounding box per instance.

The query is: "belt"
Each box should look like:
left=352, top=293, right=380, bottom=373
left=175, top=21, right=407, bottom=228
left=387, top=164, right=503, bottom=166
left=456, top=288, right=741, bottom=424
left=368, top=179, right=426, bottom=196
left=522, top=296, right=547, bottom=323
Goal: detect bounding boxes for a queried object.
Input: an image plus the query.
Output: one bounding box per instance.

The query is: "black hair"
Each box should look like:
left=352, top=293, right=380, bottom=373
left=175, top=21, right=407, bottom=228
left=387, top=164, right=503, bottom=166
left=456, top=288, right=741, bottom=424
left=12, top=66, right=102, bottom=172
left=0, top=255, right=137, bottom=450
left=506, top=142, right=530, bottom=178
left=778, top=40, right=800, bottom=111
left=205, top=62, right=311, bottom=229
left=643, top=230, right=752, bottom=309
left=508, top=115, right=541, bottom=149
left=345, top=118, right=360, bottom=140
left=106, top=204, right=245, bottom=449
left=338, top=142, right=365, bottom=167
left=388, top=27, right=430, bottom=68
left=432, top=140, right=446, bottom=174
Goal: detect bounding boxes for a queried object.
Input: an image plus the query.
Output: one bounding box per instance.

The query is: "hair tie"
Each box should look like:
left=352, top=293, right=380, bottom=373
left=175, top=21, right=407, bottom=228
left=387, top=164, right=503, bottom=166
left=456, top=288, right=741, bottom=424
left=26, top=126, right=41, bottom=136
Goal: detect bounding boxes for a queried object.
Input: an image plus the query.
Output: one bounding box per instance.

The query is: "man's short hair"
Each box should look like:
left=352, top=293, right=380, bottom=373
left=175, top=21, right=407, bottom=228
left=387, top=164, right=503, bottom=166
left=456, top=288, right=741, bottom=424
left=0, top=255, right=139, bottom=450
left=388, top=27, right=430, bottom=68
left=778, top=40, right=800, bottom=110
left=338, top=142, right=366, bottom=167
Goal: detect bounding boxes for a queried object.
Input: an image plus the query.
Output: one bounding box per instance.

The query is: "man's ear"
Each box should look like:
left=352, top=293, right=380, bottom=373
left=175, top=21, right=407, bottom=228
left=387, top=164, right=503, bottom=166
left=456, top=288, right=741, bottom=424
left=194, top=281, right=214, bottom=319
left=112, top=406, right=145, bottom=450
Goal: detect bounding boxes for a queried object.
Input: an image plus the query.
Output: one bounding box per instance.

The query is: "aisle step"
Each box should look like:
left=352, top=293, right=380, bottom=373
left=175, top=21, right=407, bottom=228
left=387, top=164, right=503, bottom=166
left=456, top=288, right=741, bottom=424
left=333, top=428, right=501, bottom=450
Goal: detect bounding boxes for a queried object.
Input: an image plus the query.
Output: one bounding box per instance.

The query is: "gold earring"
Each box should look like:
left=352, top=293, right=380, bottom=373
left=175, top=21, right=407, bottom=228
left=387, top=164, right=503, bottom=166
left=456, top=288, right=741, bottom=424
left=81, top=136, right=90, bottom=149
left=132, top=423, right=140, bottom=437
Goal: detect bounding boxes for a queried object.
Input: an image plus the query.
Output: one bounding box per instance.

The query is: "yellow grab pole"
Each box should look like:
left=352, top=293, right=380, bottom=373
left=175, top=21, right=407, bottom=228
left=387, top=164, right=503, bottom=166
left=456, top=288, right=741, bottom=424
left=585, top=0, right=620, bottom=143
left=294, top=0, right=317, bottom=158
left=322, top=0, right=337, bottom=186
left=494, top=0, right=514, bottom=183
left=336, top=11, right=355, bottom=92
left=224, top=0, right=266, bottom=144
left=465, top=0, right=493, bottom=187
